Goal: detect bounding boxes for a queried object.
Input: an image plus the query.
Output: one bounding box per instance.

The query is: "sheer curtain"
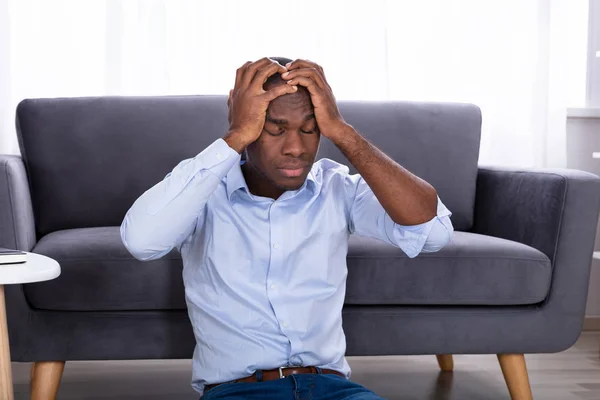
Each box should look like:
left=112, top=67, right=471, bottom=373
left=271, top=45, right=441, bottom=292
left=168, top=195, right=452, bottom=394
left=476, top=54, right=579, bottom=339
left=0, top=0, right=581, bottom=167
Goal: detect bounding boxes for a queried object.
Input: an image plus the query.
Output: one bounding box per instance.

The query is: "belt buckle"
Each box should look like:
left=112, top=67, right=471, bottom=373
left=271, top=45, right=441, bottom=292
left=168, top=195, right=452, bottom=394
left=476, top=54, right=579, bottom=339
left=278, top=366, right=286, bottom=379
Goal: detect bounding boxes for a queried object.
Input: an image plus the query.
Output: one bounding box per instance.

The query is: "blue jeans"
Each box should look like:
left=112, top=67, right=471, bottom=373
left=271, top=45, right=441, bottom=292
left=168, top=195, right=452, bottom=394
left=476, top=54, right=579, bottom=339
left=200, top=371, right=386, bottom=400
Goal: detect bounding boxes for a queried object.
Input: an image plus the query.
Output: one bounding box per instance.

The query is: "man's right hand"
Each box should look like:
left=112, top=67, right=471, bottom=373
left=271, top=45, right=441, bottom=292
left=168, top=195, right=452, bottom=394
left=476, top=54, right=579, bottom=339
left=223, top=58, right=298, bottom=153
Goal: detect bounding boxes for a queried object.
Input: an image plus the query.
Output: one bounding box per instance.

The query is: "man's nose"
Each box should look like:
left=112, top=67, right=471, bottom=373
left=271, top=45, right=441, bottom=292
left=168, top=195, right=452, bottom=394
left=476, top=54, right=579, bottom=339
left=282, top=130, right=307, bottom=157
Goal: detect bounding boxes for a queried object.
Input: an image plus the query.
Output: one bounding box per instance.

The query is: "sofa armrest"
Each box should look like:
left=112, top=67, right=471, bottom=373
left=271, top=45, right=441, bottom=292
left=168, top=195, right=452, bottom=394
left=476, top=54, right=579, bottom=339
left=473, top=167, right=600, bottom=261
left=473, top=166, right=600, bottom=333
left=0, top=155, right=36, bottom=251
left=1, top=155, right=37, bottom=360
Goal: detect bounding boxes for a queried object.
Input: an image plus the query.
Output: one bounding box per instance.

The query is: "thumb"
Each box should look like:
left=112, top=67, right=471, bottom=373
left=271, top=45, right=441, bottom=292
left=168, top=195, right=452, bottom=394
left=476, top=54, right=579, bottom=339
left=262, top=84, right=298, bottom=102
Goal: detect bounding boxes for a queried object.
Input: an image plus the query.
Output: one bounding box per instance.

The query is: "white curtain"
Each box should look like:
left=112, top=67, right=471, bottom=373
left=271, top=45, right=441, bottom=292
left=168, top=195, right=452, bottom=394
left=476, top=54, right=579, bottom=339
left=0, top=0, right=585, bottom=167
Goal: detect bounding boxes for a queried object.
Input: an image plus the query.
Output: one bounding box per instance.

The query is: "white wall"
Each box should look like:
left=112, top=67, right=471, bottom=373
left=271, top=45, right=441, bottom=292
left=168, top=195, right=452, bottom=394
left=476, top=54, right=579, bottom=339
left=587, top=0, right=600, bottom=107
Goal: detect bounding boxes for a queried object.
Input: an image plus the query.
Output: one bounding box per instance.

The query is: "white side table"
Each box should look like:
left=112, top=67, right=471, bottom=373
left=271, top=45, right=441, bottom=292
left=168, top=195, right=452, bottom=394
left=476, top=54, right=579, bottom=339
left=0, top=253, right=60, bottom=400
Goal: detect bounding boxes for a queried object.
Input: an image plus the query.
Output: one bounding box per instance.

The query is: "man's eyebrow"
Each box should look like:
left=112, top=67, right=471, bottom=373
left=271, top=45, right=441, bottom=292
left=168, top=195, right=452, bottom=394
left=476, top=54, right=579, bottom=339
left=265, top=113, right=316, bottom=125
left=266, top=114, right=288, bottom=125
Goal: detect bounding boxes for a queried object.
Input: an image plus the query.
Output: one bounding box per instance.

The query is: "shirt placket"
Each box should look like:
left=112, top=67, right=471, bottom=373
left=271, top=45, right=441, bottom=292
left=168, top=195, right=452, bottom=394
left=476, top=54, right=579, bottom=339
left=266, top=200, right=303, bottom=366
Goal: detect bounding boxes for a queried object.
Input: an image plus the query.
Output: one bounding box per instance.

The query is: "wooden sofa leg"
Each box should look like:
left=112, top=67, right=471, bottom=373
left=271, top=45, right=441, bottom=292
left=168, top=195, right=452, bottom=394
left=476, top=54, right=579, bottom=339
left=30, top=361, right=65, bottom=400
left=436, top=354, right=454, bottom=372
left=497, top=354, right=533, bottom=400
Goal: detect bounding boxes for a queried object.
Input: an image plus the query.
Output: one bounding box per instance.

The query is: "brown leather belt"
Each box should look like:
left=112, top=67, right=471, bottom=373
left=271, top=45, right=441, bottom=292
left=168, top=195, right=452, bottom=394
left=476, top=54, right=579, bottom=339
left=204, top=366, right=344, bottom=392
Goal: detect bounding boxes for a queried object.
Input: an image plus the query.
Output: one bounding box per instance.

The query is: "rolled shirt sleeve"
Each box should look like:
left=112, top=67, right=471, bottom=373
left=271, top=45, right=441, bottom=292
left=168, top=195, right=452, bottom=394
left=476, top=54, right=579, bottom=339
left=383, top=195, right=453, bottom=257
left=347, top=174, right=454, bottom=258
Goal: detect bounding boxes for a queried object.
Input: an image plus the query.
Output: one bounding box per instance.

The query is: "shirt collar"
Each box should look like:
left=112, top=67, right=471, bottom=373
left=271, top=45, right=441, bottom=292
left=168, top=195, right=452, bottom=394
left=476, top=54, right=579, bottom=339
left=225, top=161, right=248, bottom=201
left=226, top=161, right=320, bottom=202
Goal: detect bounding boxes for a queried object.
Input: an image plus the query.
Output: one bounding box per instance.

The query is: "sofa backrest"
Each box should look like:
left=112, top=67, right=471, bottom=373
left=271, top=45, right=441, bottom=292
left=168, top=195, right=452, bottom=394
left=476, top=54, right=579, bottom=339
left=16, top=96, right=481, bottom=237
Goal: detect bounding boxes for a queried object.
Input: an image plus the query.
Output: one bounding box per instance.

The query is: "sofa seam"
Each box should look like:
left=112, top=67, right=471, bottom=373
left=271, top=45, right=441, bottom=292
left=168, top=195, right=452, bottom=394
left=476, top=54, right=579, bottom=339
left=342, top=310, right=539, bottom=317
left=28, top=305, right=541, bottom=314
left=28, top=295, right=545, bottom=304
left=42, top=257, right=181, bottom=262
left=40, top=256, right=548, bottom=264
left=345, top=296, right=545, bottom=301
left=25, top=309, right=540, bottom=317
left=347, top=255, right=549, bottom=262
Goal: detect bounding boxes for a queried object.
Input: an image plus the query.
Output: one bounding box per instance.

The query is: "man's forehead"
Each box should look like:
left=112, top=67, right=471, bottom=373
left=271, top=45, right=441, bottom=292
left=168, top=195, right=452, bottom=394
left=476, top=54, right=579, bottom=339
left=267, top=106, right=314, bottom=122
left=268, top=91, right=313, bottom=115
left=266, top=110, right=315, bottom=125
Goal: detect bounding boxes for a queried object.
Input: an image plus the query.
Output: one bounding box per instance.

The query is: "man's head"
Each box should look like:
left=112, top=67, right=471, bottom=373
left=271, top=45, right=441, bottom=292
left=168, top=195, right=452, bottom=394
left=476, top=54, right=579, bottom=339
left=243, top=57, right=321, bottom=197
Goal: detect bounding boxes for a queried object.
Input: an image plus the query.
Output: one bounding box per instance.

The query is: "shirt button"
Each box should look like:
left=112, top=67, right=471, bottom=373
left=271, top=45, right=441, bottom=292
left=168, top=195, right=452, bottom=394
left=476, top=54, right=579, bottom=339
left=270, top=283, right=277, bottom=290
left=282, top=321, right=289, bottom=328
left=216, top=152, right=222, bottom=160
left=273, top=243, right=279, bottom=249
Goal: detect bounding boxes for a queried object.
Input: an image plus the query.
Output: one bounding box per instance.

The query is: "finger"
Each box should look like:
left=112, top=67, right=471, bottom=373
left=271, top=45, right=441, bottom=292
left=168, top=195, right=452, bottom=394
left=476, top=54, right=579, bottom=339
left=316, top=65, right=332, bottom=91
left=241, top=58, right=282, bottom=89
left=261, top=84, right=298, bottom=102
left=251, top=61, right=286, bottom=90
left=227, top=89, right=233, bottom=106
left=234, top=62, right=252, bottom=92
left=285, top=76, right=324, bottom=98
left=281, top=68, right=327, bottom=91
left=287, top=60, right=331, bottom=88
left=286, top=59, right=320, bottom=71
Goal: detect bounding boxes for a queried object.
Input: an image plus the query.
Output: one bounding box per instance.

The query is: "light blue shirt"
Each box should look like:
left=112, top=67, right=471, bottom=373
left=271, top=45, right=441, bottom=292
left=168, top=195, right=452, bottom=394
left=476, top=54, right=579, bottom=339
left=120, top=138, right=453, bottom=395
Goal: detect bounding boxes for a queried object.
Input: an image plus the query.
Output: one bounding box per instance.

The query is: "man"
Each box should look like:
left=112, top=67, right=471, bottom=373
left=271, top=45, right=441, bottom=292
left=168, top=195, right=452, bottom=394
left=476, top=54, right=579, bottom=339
left=121, top=57, right=453, bottom=399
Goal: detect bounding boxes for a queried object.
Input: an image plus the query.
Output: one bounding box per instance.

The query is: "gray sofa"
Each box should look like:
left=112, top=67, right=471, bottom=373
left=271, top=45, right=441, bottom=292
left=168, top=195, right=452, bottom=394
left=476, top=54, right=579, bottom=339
left=4, top=96, right=600, bottom=399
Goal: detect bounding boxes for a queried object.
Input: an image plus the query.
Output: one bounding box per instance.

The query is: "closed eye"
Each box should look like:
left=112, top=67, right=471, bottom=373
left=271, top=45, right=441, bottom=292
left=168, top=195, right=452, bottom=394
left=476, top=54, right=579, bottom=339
left=266, top=128, right=316, bottom=136
left=266, top=128, right=284, bottom=136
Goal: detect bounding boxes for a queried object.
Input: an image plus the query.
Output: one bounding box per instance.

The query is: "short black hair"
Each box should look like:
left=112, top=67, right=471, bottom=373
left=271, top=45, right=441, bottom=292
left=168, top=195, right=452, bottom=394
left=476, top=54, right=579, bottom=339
left=264, top=57, right=293, bottom=89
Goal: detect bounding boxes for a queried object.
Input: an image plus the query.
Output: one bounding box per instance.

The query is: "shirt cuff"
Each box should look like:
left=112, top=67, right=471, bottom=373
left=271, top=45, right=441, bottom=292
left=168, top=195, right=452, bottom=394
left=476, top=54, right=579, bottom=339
left=384, top=196, right=453, bottom=258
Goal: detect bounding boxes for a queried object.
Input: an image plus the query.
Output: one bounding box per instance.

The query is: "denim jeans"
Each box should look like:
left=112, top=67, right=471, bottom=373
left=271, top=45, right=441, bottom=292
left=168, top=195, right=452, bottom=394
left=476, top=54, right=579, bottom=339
left=200, top=370, right=386, bottom=400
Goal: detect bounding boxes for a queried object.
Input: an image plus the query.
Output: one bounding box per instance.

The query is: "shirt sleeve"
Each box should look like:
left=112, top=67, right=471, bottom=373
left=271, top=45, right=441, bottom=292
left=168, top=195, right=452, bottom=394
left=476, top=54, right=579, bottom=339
left=346, top=174, right=454, bottom=258
left=120, top=138, right=240, bottom=261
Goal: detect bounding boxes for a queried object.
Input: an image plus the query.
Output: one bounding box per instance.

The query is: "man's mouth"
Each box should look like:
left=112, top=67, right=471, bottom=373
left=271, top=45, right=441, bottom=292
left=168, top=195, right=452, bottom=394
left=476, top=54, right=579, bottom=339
left=278, top=165, right=308, bottom=178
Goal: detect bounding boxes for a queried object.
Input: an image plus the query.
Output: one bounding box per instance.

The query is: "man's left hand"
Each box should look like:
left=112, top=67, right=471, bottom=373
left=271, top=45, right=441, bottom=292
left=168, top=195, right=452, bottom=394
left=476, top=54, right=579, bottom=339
left=281, top=59, right=349, bottom=141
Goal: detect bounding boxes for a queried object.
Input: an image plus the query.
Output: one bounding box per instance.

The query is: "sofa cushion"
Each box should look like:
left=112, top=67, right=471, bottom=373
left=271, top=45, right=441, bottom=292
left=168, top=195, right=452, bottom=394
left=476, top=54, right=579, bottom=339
left=25, top=228, right=551, bottom=311
left=345, top=231, right=552, bottom=305
left=16, top=97, right=480, bottom=237
left=28, top=227, right=184, bottom=311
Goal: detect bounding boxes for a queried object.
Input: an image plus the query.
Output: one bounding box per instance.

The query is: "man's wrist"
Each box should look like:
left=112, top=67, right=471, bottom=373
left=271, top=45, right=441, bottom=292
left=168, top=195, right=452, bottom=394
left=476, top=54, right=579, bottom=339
left=223, top=130, right=253, bottom=154
left=328, top=123, right=359, bottom=148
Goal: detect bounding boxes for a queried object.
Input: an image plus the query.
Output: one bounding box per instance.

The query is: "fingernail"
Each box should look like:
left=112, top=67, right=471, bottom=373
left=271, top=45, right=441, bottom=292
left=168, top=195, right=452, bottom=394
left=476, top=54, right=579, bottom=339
left=286, top=62, right=292, bottom=68
left=292, top=85, right=297, bottom=90
left=282, top=72, right=290, bottom=78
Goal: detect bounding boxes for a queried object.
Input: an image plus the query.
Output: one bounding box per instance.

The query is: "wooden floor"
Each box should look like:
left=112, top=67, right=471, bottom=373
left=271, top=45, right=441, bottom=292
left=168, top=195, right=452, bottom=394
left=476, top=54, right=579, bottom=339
left=11, top=332, right=600, bottom=399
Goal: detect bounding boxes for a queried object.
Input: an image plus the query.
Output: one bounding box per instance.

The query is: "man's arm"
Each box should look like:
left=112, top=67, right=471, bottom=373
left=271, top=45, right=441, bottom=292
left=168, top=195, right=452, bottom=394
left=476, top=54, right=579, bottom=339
left=339, top=135, right=453, bottom=257
left=283, top=59, right=452, bottom=257
left=122, top=58, right=297, bottom=261
left=282, top=59, right=439, bottom=225
left=345, top=170, right=453, bottom=257
left=121, top=139, right=239, bottom=261
left=331, top=125, right=437, bottom=225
